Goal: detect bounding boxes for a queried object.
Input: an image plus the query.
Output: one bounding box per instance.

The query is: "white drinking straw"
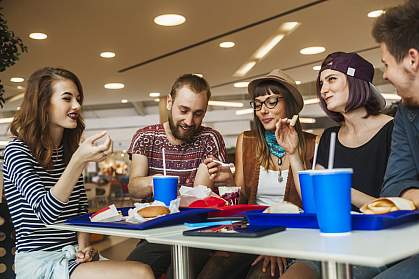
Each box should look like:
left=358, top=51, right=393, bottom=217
left=328, top=132, right=336, bottom=169
left=162, top=148, right=167, bottom=176
left=312, top=143, right=319, bottom=170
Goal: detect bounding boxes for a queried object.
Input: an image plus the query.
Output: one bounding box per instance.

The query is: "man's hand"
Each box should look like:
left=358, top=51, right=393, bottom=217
left=252, top=255, right=287, bottom=278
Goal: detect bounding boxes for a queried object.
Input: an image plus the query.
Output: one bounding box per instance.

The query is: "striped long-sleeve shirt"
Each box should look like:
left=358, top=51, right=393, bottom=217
left=3, top=138, right=87, bottom=254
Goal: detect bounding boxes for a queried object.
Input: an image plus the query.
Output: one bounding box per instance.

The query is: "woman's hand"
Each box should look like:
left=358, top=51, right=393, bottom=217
left=203, top=155, right=234, bottom=185
left=275, top=118, right=299, bottom=155
left=74, top=131, right=113, bottom=164
left=252, top=255, right=287, bottom=277
left=76, top=246, right=98, bottom=263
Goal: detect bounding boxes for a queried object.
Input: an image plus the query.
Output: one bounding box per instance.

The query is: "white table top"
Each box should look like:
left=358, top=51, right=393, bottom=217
left=47, top=223, right=186, bottom=239
left=147, top=223, right=419, bottom=267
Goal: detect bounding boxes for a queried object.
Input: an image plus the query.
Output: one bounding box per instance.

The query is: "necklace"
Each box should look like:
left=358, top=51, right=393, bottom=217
left=264, top=131, right=286, bottom=183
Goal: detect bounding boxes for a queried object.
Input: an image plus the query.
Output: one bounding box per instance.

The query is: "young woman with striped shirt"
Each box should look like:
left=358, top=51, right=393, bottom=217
left=3, top=67, right=154, bottom=279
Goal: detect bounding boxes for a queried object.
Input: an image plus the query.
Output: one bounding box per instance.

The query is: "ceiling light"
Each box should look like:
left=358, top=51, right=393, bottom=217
left=300, top=117, right=316, bottom=124
left=149, top=92, right=161, bottom=97
left=121, top=99, right=128, bottom=103
left=368, top=10, right=385, bottom=18
left=381, top=94, right=401, bottom=100
left=304, top=98, right=320, bottom=105
left=104, top=83, right=125, bottom=89
left=219, top=41, right=235, bottom=48
left=154, top=98, right=160, bottom=102
left=17, top=106, right=21, bottom=110
left=300, top=46, right=326, bottom=55
left=254, top=34, right=284, bottom=59
left=208, top=101, right=244, bottom=108
left=233, top=81, right=249, bottom=88
left=234, top=61, right=257, bottom=77
left=8, top=93, right=24, bottom=102
left=279, top=22, right=301, bottom=32
left=0, top=140, right=10, bottom=146
left=0, top=117, right=14, bottom=124
left=193, top=73, right=203, bottom=78
left=100, top=51, right=116, bottom=58
left=10, top=77, right=24, bottom=83
left=313, top=65, right=321, bottom=71
left=29, top=32, right=47, bottom=40
left=17, top=85, right=24, bottom=90
left=235, top=108, right=254, bottom=115
left=154, top=14, right=186, bottom=26
left=295, top=81, right=302, bottom=85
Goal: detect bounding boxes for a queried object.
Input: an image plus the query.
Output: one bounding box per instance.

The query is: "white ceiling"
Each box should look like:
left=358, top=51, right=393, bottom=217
left=0, top=0, right=402, bottom=115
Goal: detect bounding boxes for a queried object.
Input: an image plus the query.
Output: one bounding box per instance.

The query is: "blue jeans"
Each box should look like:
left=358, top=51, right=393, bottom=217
left=373, top=254, right=419, bottom=279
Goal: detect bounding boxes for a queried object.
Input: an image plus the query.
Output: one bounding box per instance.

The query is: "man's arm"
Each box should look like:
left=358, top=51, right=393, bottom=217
left=381, top=106, right=419, bottom=203
left=128, top=154, right=154, bottom=199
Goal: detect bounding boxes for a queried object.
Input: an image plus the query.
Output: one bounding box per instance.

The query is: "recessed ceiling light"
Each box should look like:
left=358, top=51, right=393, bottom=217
left=208, top=101, right=244, bottom=108
left=10, top=77, right=24, bottom=83
left=219, top=41, right=235, bottom=48
left=149, top=92, right=161, bottom=97
left=17, top=86, right=25, bottom=90
left=154, top=98, right=160, bottom=102
left=312, top=65, right=321, bottom=71
left=104, top=83, right=125, bottom=89
left=235, top=108, right=254, bottom=115
left=233, top=81, right=249, bottom=88
left=17, top=106, right=21, bottom=110
left=295, top=81, right=302, bottom=85
left=121, top=99, right=128, bottom=103
left=193, top=73, right=203, bottom=78
left=254, top=34, right=284, bottom=59
left=280, top=22, right=301, bottom=32
left=368, top=10, right=385, bottom=18
left=300, top=117, right=316, bottom=124
left=300, top=46, right=326, bottom=55
left=154, top=14, right=186, bottom=26
left=29, top=32, right=47, bottom=40
left=100, top=51, right=116, bottom=58
left=234, top=61, right=257, bottom=77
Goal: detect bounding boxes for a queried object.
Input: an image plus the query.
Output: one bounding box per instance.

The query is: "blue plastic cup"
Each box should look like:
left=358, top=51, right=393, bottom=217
left=298, top=170, right=317, bottom=214
left=312, top=168, right=353, bottom=235
left=153, top=176, right=179, bottom=206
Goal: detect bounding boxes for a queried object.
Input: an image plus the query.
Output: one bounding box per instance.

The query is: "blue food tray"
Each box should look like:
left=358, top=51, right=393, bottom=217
left=65, top=207, right=218, bottom=230
left=245, top=210, right=419, bottom=230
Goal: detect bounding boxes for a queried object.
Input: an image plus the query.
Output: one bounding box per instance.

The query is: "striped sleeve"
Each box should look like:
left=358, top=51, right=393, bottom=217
left=3, top=142, right=67, bottom=224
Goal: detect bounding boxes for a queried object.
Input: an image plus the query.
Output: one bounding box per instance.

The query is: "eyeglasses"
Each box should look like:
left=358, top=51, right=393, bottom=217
left=250, top=96, right=284, bottom=111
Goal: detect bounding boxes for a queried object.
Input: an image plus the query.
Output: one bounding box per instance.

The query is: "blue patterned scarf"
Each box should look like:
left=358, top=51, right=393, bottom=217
left=264, top=131, right=286, bottom=159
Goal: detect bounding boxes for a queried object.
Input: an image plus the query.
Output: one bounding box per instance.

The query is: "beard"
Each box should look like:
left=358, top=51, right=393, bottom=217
left=168, top=111, right=198, bottom=142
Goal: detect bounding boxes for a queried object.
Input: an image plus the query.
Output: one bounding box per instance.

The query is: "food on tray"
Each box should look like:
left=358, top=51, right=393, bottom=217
left=90, top=204, right=123, bottom=222
left=289, top=115, right=299, bottom=127
left=218, top=186, right=240, bottom=205
left=189, top=196, right=228, bottom=208
left=137, top=205, right=170, bottom=218
left=263, top=201, right=302, bottom=214
left=360, top=197, right=416, bottom=214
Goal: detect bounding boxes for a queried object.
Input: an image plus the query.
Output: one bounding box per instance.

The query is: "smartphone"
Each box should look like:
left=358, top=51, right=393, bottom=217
left=183, top=223, right=285, bottom=238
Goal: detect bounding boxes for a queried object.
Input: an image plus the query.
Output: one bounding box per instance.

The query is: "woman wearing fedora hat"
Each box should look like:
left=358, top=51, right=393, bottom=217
left=197, top=69, right=316, bottom=279
left=279, top=52, right=394, bottom=279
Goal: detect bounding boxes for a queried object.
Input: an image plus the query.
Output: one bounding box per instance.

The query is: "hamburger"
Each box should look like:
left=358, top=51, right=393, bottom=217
left=137, top=205, right=170, bottom=218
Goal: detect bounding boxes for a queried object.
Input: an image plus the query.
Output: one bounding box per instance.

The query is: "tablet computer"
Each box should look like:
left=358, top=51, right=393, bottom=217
left=183, top=222, right=285, bottom=238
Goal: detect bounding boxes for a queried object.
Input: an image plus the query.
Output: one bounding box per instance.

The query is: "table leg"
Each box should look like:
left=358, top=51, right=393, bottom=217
left=321, top=261, right=352, bottom=279
left=172, top=244, right=192, bottom=279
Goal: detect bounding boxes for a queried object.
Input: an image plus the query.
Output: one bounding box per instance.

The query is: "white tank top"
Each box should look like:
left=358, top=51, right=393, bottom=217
left=256, top=166, right=288, bottom=206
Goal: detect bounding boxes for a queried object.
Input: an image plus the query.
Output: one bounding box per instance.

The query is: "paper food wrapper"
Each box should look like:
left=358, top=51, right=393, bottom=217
left=90, top=204, right=124, bottom=222
left=126, top=199, right=180, bottom=223
left=218, top=186, right=240, bottom=205
left=263, top=201, right=302, bottom=214
left=179, top=185, right=219, bottom=207
left=360, top=197, right=416, bottom=214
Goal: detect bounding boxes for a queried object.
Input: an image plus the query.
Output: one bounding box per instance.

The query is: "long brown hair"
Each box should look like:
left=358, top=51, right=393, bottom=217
left=250, top=80, right=308, bottom=170
left=10, top=67, right=85, bottom=168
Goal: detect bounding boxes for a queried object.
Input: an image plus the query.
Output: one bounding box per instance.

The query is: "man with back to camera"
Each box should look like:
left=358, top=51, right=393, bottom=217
left=126, top=73, right=228, bottom=278
left=371, top=0, right=419, bottom=278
